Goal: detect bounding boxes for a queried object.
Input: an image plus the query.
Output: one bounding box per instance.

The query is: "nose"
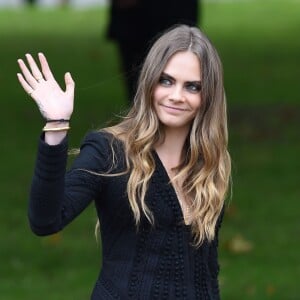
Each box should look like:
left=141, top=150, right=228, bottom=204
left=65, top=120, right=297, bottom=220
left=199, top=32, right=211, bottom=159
left=169, top=85, right=184, bottom=102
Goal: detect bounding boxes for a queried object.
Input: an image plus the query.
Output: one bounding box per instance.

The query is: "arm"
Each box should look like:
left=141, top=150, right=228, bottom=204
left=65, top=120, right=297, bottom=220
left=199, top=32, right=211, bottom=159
left=16, top=53, right=106, bottom=235
left=28, top=131, right=110, bottom=236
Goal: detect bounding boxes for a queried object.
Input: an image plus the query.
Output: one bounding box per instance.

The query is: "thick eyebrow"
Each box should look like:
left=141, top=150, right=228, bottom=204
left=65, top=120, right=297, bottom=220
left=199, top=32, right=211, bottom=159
left=161, top=72, right=175, bottom=81
left=161, top=72, right=201, bottom=85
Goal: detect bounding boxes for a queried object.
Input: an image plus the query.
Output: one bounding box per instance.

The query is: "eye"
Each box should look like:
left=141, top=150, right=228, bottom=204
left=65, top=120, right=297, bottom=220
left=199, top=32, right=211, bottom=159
left=158, top=76, right=172, bottom=86
left=185, top=82, right=202, bottom=93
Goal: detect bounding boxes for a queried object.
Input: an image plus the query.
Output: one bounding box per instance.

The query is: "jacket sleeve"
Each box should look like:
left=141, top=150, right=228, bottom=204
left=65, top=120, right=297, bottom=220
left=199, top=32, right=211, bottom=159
left=208, top=206, right=225, bottom=299
left=28, top=131, right=112, bottom=236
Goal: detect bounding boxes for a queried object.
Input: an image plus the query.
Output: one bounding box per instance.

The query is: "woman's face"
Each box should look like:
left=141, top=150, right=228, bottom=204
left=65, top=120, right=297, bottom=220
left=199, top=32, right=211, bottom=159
left=153, top=51, right=202, bottom=132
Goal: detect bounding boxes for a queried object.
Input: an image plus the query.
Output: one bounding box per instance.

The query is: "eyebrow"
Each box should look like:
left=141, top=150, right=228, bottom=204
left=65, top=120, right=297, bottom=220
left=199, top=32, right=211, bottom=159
left=161, top=72, right=201, bottom=84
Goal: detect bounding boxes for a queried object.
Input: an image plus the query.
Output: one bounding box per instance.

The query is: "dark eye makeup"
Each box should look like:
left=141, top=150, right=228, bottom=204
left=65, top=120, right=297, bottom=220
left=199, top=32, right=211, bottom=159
left=158, top=73, right=201, bottom=93
left=158, top=75, right=173, bottom=86
left=185, top=82, right=202, bottom=93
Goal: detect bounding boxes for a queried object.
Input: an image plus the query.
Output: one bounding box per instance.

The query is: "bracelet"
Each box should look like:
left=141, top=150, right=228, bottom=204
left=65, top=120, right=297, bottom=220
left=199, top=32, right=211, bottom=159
left=43, top=126, right=71, bottom=132
left=45, top=118, right=70, bottom=123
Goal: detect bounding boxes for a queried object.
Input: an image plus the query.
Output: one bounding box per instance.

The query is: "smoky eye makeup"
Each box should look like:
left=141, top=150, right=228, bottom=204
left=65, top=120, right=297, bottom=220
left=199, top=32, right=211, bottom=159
left=158, top=72, right=202, bottom=92
left=158, top=74, right=173, bottom=86
left=185, top=81, right=202, bottom=93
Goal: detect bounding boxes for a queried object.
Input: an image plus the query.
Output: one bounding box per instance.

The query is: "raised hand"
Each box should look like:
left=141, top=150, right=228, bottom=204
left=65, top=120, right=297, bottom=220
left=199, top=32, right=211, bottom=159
left=17, top=53, right=75, bottom=121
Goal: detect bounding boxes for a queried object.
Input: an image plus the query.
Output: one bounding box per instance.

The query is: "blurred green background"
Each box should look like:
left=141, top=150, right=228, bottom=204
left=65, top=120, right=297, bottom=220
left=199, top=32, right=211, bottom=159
left=1, top=0, right=299, bottom=299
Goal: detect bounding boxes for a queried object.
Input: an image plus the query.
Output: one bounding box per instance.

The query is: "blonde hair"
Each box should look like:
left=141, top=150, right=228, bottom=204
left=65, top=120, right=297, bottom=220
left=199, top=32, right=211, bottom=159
left=96, top=25, right=231, bottom=246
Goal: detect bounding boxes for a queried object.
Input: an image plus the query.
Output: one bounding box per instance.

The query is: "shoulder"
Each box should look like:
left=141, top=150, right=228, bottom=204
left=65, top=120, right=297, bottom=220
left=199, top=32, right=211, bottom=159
left=74, top=130, right=125, bottom=172
left=80, top=130, right=124, bottom=153
left=80, top=130, right=112, bottom=149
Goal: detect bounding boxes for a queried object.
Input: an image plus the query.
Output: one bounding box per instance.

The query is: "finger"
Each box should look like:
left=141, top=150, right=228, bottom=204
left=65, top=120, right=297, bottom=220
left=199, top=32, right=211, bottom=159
left=17, top=58, right=39, bottom=88
left=17, top=73, right=35, bottom=96
left=25, top=53, right=44, bottom=82
left=38, top=52, right=54, bottom=80
left=65, top=72, right=75, bottom=96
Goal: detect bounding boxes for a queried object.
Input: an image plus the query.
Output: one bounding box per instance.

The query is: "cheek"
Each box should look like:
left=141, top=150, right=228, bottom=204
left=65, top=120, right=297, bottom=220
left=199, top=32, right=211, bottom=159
left=153, top=86, right=167, bottom=103
left=191, top=95, right=202, bottom=111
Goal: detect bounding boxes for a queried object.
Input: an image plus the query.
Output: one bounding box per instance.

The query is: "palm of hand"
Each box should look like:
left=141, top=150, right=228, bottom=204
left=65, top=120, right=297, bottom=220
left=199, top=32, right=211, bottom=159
left=31, top=78, right=74, bottom=120
left=17, top=53, right=75, bottom=120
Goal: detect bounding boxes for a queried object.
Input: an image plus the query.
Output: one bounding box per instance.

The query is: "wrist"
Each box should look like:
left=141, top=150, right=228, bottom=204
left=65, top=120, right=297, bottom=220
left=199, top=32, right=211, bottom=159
left=42, top=118, right=71, bottom=145
left=45, top=118, right=70, bottom=124
left=43, top=117, right=70, bottom=130
left=45, top=118, right=70, bottom=126
left=45, top=131, right=67, bottom=146
left=44, top=121, right=70, bottom=129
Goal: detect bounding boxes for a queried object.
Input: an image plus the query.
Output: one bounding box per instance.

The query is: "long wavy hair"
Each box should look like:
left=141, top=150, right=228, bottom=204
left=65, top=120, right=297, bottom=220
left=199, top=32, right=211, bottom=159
left=97, top=25, right=231, bottom=246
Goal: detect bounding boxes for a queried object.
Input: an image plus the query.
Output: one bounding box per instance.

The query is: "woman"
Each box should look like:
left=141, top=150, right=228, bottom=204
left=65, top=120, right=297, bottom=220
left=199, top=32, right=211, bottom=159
left=17, top=25, right=231, bottom=299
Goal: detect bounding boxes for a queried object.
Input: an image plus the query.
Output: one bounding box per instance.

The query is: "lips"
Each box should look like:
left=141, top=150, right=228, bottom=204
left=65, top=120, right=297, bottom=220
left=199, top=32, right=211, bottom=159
left=160, top=104, right=189, bottom=112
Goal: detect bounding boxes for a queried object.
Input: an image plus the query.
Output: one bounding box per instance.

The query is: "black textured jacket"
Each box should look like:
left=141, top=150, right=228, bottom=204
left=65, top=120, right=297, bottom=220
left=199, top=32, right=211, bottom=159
left=29, top=131, right=224, bottom=299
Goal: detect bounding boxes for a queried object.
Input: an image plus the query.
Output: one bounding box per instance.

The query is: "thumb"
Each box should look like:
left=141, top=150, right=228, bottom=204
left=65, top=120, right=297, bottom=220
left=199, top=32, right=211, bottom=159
left=65, top=72, right=75, bottom=95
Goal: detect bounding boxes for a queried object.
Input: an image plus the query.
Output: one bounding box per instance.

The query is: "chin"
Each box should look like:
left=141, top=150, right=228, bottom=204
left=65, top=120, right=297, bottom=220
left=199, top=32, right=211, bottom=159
left=160, top=120, right=192, bottom=130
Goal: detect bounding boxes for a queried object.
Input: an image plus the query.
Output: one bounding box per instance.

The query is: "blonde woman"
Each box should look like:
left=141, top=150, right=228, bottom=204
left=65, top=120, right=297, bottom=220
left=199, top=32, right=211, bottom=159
left=17, top=25, right=231, bottom=299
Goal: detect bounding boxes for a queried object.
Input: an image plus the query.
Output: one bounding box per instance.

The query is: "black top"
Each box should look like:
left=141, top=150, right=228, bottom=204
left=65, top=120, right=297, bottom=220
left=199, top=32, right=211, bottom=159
left=29, top=131, right=224, bottom=300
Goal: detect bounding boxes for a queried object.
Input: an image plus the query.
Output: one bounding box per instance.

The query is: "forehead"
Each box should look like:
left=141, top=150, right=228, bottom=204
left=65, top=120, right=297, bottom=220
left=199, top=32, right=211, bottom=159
left=163, top=51, right=201, bottom=80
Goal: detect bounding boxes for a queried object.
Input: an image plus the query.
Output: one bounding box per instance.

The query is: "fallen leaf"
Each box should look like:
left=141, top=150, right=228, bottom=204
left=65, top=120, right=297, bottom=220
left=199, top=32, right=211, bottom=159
left=42, top=232, right=62, bottom=246
left=225, top=234, right=253, bottom=254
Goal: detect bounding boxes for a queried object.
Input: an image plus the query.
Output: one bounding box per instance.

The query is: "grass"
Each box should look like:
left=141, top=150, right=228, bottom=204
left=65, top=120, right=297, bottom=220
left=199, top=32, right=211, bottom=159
left=1, top=1, right=299, bottom=299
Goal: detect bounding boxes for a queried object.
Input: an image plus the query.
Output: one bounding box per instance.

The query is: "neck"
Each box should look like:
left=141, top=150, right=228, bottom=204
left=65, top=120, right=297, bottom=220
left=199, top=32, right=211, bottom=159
left=155, top=126, right=189, bottom=169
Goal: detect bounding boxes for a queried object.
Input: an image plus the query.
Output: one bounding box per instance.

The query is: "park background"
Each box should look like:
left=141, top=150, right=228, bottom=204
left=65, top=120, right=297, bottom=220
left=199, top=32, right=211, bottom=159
left=0, top=0, right=299, bottom=299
